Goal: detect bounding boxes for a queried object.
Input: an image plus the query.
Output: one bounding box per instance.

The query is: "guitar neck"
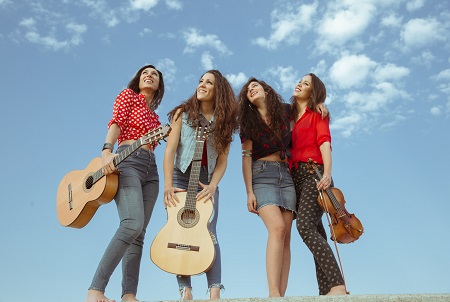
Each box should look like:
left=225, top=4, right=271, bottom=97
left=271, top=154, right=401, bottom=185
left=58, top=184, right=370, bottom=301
left=185, top=139, right=205, bottom=210
left=91, top=139, right=144, bottom=185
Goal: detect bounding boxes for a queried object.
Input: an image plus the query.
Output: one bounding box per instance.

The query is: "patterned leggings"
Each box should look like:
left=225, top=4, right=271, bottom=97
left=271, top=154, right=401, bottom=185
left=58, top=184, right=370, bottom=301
left=291, top=162, right=345, bottom=295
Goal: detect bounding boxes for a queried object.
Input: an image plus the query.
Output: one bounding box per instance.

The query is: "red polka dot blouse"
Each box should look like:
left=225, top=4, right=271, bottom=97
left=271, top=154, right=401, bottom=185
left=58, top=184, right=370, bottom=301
left=108, top=88, right=161, bottom=145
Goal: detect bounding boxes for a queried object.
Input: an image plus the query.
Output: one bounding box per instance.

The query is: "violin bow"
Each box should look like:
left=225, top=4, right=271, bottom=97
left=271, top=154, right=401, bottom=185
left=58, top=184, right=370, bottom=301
left=314, top=179, right=350, bottom=295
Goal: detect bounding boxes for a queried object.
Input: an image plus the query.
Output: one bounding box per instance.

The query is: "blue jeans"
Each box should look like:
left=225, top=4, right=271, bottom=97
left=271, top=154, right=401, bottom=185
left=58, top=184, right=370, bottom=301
left=172, top=166, right=223, bottom=291
left=89, top=146, right=159, bottom=297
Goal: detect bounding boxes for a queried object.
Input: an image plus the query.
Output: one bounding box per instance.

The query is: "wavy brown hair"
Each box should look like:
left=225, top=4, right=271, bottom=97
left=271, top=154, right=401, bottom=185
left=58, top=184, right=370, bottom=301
left=237, top=77, right=285, bottom=141
left=128, top=64, right=165, bottom=111
left=167, top=70, right=238, bottom=154
left=290, top=73, right=326, bottom=120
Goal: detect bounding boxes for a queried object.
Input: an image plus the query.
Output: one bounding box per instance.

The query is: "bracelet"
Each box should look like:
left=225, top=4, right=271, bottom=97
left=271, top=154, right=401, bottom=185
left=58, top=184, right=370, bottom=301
left=102, top=143, right=114, bottom=152
left=242, top=149, right=252, bottom=157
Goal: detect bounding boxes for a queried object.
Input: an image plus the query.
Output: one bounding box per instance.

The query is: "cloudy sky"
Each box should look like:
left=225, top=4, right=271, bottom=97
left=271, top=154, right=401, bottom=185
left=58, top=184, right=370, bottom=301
left=1, top=0, right=449, bottom=301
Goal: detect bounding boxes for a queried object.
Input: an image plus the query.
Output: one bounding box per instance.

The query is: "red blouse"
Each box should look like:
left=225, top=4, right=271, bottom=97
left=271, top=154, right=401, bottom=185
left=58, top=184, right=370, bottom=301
left=290, top=107, right=331, bottom=166
left=108, top=88, right=161, bottom=145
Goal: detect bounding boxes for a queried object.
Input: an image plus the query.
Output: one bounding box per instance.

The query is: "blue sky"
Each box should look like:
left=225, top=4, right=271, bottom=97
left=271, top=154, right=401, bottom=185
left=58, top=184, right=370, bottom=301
left=1, top=0, right=449, bottom=301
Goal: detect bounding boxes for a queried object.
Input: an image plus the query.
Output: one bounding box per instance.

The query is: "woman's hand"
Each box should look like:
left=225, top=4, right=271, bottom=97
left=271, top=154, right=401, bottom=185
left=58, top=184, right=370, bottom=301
left=317, top=173, right=332, bottom=191
left=316, top=103, right=329, bottom=119
left=164, top=187, right=185, bottom=207
left=197, top=181, right=216, bottom=203
left=246, top=192, right=258, bottom=214
left=101, top=151, right=118, bottom=175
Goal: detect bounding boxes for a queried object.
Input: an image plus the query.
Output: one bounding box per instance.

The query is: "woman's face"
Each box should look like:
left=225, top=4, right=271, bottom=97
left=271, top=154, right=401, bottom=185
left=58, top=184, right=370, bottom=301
left=197, top=72, right=216, bottom=103
left=138, top=67, right=160, bottom=93
left=293, top=74, right=312, bottom=101
left=246, top=81, right=266, bottom=106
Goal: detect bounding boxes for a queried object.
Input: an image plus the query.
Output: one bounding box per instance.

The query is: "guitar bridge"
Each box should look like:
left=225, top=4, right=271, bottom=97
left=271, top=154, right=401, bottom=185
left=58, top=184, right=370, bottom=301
left=68, top=183, right=73, bottom=210
left=168, top=242, right=200, bottom=252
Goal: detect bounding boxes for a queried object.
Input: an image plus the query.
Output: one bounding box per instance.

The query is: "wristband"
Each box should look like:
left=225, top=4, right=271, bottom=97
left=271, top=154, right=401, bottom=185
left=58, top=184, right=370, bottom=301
left=102, top=143, right=114, bottom=152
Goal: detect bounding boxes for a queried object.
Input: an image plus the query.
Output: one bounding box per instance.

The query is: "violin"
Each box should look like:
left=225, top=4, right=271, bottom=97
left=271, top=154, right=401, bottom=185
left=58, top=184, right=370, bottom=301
left=307, top=158, right=364, bottom=244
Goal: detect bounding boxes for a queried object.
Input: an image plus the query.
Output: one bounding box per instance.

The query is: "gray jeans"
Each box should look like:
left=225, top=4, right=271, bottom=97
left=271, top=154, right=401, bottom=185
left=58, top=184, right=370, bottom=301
left=89, top=146, right=159, bottom=297
left=173, top=166, right=223, bottom=291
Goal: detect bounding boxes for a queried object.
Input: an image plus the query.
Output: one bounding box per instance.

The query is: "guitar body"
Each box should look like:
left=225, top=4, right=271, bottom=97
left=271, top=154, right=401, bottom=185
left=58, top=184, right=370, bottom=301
left=56, top=157, right=118, bottom=228
left=56, top=124, right=171, bottom=229
left=150, top=191, right=216, bottom=276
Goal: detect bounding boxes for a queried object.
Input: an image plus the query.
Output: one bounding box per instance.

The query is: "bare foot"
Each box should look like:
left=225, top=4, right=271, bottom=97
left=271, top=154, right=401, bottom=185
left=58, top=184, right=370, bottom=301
left=122, top=293, right=139, bottom=302
left=210, top=287, right=220, bottom=300
left=86, top=289, right=116, bottom=302
left=180, top=287, right=193, bottom=300
left=326, top=285, right=348, bottom=296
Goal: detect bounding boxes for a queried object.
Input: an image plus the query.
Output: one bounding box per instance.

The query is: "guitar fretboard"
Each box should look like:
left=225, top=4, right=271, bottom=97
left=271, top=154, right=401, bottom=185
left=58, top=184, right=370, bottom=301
left=185, top=138, right=205, bottom=211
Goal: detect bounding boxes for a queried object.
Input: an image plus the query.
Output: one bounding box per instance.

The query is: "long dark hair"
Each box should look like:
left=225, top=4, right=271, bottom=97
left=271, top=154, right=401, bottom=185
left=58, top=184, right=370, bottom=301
left=167, top=70, right=238, bottom=154
left=127, top=64, right=165, bottom=111
left=290, top=73, right=326, bottom=120
left=237, top=77, right=285, bottom=141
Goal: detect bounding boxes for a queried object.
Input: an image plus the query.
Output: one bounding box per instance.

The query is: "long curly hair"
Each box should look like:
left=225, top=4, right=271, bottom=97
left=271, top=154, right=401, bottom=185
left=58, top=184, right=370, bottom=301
left=237, top=77, right=285, bottom=141
left=290, top=73, right=326, bottom=120
left=167, top=70, right=238, bottom=154
left=127, top=64, right=165, bottom=111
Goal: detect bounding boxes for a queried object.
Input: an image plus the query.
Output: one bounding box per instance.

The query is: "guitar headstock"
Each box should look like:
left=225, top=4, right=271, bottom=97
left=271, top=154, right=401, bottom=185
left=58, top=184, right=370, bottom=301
left=142, top=124, right=172, bottom=145
left=196, top=119, right=211, bottom=142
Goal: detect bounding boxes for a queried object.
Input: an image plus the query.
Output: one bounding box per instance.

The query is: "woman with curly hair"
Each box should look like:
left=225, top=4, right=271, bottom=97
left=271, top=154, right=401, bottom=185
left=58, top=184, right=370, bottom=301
left=163, top=70, right=238, bottom=300
left=237, top=77, right=296, bottom=297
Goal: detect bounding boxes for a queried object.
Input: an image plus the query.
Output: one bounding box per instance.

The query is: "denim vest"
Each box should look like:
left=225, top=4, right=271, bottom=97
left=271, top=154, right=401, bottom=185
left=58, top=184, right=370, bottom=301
left=174, top=112, right=218, bottom=182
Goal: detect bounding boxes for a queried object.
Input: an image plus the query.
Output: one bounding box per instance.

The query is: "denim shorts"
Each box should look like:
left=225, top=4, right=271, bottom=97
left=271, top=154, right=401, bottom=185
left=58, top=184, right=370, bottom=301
left=252, top=160, right=297, bottom=213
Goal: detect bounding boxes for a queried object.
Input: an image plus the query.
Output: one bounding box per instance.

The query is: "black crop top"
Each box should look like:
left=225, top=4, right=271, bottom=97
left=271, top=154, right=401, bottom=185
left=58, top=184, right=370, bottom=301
left=240, top=104, right=291, bottom=161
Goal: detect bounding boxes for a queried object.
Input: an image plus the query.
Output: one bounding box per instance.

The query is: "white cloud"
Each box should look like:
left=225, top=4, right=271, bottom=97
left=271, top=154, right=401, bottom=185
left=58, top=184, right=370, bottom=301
left=380, top=13, right=402, bottom=28
left=316, top=1, right=376, bottom=53
left=343, top=81, right=409, bottom=114
left=406, top=0, right=424, bottom=12
left=435, top=69, right=450, bottom=81
left=252, top=2, right=317, bottom=50
left=330, top=54, right=376, bottom=89
left=81, top=0, right=120, bottom=27
left=183, top=28, right=232, bottom=55
left=165, top=0, right=182, bottom=10
left=401, top=18, right=445, bottom=48
left=0, top=0, right=12, bottom=6
left=430, top=106, right=441, bottom=116
left=139, top=28, right=152, bottom=36
left=130, top=0, right=159, bottom=11
left=226, top=72, right=248, bottom=90
left=201, top=51, right=214, bottom=70
left=267, top=66, right=299, bottom=93
left=19, top=18, right=87, bottom=51
left=373, top=63, right=410, bottom=82
left=330, top=112, right=363, bottom=138
left=156, top=58, right=176, bottom=83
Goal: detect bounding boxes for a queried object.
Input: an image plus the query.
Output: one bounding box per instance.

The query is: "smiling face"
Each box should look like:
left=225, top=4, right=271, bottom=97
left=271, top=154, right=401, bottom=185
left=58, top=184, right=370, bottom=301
left=138, top=67, right=160, bottom=93
left=197, top=72, right=216, bottom=103
left=293, top=74, right=312, bottom=101
left=246, top=81, right=266, bottom=106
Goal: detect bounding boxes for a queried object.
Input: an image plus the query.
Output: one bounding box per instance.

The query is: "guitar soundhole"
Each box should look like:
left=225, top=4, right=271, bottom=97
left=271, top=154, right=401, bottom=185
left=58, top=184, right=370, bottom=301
left=177, top=208, right=200, bottom=228
left=85, top=176, right=94, bottom=190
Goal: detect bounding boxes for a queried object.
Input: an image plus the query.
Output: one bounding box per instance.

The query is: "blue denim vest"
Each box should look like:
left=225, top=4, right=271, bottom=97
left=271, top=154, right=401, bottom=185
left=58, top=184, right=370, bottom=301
left=174, top=112, right=218, bottom=182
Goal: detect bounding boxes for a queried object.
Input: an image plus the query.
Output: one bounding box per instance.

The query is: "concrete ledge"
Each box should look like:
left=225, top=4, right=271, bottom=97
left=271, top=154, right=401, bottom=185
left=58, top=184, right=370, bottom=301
left=145, top=294, right=450, bottom=302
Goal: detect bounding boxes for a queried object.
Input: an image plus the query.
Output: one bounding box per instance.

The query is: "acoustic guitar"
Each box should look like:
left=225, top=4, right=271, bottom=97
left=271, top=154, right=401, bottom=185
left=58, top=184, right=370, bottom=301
left=150, top=121, right=215, bottom=276
left=56, top=124, right=171, bottom=228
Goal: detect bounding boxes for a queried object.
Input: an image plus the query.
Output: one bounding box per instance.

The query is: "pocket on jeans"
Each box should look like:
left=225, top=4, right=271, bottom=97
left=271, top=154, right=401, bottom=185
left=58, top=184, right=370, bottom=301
left=252, top=162, right=266, bottom=175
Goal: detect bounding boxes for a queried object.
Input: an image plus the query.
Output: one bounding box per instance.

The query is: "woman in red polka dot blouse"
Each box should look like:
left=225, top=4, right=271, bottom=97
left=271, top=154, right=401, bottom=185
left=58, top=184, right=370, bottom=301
left=86, top=65, right=165, bottom=302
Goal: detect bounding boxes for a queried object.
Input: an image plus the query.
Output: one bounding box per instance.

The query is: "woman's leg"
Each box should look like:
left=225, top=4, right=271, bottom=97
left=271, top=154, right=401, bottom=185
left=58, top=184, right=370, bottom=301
left=292, top=164, right=345, bottom=295
left=258, top=205, right=289, bottom=297
left=279, top=210, right=293, bottom=296
left=87, top=164, right=146, bottom=301
left=122, top=153, right=159, bottom=300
